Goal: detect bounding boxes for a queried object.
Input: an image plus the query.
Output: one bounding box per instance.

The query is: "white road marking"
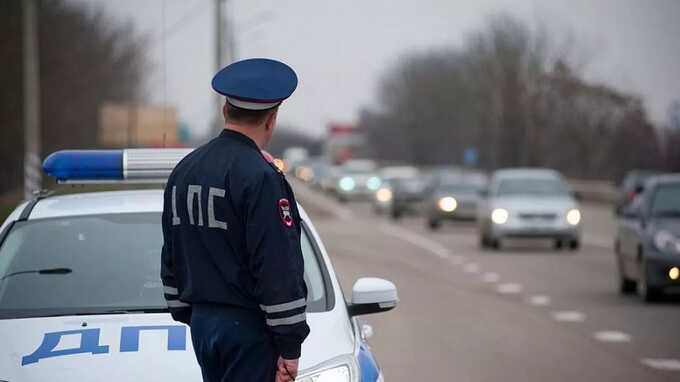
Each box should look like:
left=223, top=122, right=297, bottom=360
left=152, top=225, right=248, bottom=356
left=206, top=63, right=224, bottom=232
left=463, top=263, right=480, bottom=273
left=641, top=358, right=680, bottom=371
left=593, top=331, right=632, bottom=343
left=527, top=295, right=551, bottom=306
left=496, top=283, right=522, bottom=294
left=551, top=311, right=586, bottom=322
left=481, top=272, right=500, bottom=283
left=380, top=224, right=450, bottom=259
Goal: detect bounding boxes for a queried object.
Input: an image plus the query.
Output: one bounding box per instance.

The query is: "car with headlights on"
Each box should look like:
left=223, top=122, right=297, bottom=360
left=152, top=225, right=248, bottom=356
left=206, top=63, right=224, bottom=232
left=334, top=160, right=381, bottom=203
left=0, top=149, right=396, bottom=382
left=615, top=174, right=680, bottom=302
left=478, top=168, right=581, bottom=250
left=388, top=175, right=429, bottom=220
left=424, top=180, right=485, bottom=230
left=372, top=166, right=420, bottom=215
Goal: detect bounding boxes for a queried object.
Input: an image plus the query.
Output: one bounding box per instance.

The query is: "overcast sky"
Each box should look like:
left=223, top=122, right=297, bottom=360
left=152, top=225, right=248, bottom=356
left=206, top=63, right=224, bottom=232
left=72, top=0, right=680, bottom=139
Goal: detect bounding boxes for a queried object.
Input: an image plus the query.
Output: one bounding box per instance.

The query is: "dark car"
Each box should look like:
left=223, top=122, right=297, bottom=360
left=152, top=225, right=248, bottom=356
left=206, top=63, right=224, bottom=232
left=615, top=174, right=680, bottom=302
left=389, top=176, right=429, bottom=220
left=424, top=181, right=485, bottom=230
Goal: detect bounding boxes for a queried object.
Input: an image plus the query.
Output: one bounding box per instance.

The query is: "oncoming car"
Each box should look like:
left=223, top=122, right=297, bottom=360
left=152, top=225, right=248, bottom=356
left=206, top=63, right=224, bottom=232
left=478, top=168, right=581, bottom=250
left=616, top=174, right=680, bottom=302
left=0, top=149, right=397, bottom=381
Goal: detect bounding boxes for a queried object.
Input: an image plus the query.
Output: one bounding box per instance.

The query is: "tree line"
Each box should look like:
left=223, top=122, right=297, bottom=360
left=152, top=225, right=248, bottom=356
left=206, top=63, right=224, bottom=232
left=0, top=0, right=147, bottom=197
left=358, top=13, right=674, bottom=182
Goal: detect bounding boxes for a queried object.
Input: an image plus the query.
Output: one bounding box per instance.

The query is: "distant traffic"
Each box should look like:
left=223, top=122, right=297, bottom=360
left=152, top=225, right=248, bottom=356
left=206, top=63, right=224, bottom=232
left=285, top=149, right=679, bottom=303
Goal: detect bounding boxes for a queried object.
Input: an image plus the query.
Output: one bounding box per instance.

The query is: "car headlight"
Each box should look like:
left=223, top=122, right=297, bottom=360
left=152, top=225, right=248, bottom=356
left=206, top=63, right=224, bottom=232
left=296, top=365, right=351, bottom=382
left=566, top=208, right=581, bottom=225
left=376, top=187, right=393, bottom=203
left=491, top=208, right=509, bottom=224
left=366, top=176, right=381, bottom=191
left=438, top=196, right=457, bottom=212
left=339, top=177, right=355, bottom=191
left=653, top=230, right=680, bottom=253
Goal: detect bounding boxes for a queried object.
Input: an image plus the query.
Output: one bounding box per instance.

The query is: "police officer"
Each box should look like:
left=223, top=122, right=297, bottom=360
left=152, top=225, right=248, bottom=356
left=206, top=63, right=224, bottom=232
left=160, top=58, right=309, bottom=382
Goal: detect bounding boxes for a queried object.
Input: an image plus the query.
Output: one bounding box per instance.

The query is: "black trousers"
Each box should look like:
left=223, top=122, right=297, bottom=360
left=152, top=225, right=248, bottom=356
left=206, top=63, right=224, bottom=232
left=190, top=304, right=278, bottom=382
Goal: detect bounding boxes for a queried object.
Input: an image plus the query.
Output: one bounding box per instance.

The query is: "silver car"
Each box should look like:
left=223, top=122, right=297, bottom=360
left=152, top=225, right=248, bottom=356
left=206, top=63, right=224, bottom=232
left=478, top=168, right=582, bottom=250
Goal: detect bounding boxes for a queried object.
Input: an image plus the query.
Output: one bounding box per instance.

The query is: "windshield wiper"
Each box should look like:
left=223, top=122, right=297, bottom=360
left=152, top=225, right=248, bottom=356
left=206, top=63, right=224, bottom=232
left=0, top=267, right=72, bottom=282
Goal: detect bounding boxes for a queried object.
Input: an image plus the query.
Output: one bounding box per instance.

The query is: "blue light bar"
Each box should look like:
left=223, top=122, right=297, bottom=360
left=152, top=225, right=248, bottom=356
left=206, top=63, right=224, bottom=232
left=42, top=149, right=193, bottom=184
left=43, top=150, right=123, bottom=181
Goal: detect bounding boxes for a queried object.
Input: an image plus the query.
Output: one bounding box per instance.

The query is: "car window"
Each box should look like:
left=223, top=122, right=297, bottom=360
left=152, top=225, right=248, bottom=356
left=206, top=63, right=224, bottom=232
left=496, top=178, right=569, bottom=197
left=0, top=213, right=328, bottom=319
left=650, top=183, right=680, bottom=217
left=439, top=184, right=480, bottom=194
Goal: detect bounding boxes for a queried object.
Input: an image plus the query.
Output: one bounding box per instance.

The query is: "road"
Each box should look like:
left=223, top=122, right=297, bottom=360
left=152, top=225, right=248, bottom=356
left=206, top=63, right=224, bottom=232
left=293, top=181, right=680, bottom=382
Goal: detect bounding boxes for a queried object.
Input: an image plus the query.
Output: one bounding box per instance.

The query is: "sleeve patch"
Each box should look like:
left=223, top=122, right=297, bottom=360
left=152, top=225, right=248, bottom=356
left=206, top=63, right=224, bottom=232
left=278, top=198, right=294, bottom=227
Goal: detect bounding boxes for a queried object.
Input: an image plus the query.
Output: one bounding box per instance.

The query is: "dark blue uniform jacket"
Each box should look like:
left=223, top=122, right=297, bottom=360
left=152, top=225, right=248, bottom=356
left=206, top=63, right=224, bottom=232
left=160, top=129, right=310, bottom=359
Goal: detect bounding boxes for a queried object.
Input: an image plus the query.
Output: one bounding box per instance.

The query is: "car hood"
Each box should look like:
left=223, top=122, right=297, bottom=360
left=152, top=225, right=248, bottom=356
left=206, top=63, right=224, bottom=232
left=650, top=218, right=680, bottom=234
left=0, top=312, right=354, bottom=381
left=492, top=196, right=576, bottom=212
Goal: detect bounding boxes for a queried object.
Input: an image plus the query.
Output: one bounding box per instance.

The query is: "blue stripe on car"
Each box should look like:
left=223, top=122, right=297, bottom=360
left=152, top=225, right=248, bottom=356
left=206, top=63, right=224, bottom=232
left=357, top=342, right=380, bottom=382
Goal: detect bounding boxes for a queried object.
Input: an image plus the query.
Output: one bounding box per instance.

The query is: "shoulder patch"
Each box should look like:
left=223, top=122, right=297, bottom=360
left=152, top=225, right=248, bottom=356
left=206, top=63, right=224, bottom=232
left=278, top=198, right=294, bottom=227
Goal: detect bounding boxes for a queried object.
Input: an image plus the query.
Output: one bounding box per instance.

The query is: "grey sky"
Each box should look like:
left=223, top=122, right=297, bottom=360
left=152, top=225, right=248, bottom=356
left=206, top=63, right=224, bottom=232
left=73, top=0, right=680, bottom=139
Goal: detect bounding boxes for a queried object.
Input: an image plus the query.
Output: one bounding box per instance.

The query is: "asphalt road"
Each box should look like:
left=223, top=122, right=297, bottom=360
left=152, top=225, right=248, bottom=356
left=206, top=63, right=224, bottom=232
left=293, top=181, right=680, bottom=382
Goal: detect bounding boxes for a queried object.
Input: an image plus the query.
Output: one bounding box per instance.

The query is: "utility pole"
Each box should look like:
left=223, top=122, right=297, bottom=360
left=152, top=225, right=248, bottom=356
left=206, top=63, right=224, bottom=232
left=23, top=0, right=41, bottom=200
left=214, top=0, right=226, bottom=134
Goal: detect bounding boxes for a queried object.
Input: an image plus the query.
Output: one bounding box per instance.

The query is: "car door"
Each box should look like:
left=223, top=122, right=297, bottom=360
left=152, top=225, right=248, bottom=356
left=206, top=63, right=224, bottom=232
left=619, top=195, right=646, bottom=279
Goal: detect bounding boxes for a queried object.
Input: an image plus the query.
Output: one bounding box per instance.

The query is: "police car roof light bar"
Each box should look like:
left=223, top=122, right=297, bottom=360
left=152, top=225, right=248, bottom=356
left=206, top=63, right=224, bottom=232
left=43, top=149, right=193, bottom=184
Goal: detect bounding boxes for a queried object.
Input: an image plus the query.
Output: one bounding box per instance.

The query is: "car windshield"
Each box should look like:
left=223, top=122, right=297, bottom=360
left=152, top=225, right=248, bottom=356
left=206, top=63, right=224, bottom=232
left=0, top=213, right=328, bottom=319
left=496, top=178, right=569, bottom=197
left=650, top=183, right=680, bottom=217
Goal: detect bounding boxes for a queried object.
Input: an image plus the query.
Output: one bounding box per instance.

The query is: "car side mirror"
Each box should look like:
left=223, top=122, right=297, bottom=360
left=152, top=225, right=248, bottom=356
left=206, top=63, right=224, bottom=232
left=571, top=190, right=583, bottom=201
left=347, top=277, right=398, bottom=316
left=478, top=189, right=489, bottom=198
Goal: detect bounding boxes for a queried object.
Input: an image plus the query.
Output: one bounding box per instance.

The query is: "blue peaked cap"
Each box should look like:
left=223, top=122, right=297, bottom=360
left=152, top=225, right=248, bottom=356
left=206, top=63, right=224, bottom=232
left=211, top=58, right=298, bottom=110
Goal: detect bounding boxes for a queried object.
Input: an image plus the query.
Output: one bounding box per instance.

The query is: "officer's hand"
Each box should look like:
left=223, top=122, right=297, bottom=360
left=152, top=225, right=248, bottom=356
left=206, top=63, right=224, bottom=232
left=276, top=356, right=299, bottom=382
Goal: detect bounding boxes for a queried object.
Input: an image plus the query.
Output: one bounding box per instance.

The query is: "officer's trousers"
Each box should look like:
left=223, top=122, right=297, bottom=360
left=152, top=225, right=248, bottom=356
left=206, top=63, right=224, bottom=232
left=190, top=304, right=278, bottom=382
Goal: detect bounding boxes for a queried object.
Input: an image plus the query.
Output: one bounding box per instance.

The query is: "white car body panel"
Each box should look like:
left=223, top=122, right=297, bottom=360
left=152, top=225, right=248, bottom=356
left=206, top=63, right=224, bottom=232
left=0, top=190, right=363, bottom=381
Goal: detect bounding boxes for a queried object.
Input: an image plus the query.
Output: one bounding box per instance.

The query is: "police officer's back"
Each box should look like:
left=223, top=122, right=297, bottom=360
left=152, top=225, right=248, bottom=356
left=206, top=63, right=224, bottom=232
left=160, top=58, right=309, bottom=382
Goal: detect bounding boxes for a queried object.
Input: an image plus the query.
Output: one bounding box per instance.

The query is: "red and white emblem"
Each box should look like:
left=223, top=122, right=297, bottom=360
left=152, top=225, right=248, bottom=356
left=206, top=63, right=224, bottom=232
left=278, top=198, right=294, bottom=227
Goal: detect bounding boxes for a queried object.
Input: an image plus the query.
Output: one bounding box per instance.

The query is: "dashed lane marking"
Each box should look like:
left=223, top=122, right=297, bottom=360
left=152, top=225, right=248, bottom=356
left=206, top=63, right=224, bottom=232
left=496, top=283, right=522, bottom=294
left=463, top=263, right=480, bottom=274
left=641, top=358, right=680, bottom=371
left=527, top=295, right=551, bottom=306
left=481, top=272, right=500, bottom=283
left=551, top=311, right=586, bottom=322
left=593, top=331, right=632, bottom=343
left=380, top=224, right=450, bottom=259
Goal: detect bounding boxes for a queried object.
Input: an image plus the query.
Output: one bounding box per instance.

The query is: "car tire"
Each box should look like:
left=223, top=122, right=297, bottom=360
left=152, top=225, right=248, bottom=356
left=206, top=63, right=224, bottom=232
left=638, top=258, right=663, bottom=303
left=490, top=238, right=501, bottom=250
left=428, top=219, right=441, bottom=231
left=569, top=239, right=580, bottom=251
left=391, top=209, right=402, bottom=221
left=619, top=276, right=637, bottom=295
left=553, top=239, right=563, bottom=250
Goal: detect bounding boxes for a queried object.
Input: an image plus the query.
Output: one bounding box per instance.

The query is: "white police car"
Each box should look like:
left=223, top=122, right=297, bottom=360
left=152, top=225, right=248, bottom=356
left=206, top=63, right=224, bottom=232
left=0, top=149, right=397, bottom=381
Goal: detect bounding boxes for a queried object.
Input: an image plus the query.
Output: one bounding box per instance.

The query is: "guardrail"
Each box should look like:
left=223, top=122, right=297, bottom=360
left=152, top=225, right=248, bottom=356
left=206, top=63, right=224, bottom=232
left=568, top=179, right=618, bottom=204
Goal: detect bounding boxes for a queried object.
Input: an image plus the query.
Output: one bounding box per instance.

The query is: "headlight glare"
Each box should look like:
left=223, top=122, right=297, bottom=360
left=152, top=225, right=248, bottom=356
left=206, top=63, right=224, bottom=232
left=339, top=177, right=355, bottom=191
left=654, top=230, right=677, bottom=253
left=438, top=196, right=457, bottom=212
left=491, top=208, right=509, bottom=224
left=366, top=176, right=381, bottom=191
left=376, top=187, right=393, bottom=203
left=566, top=209, right=581, bottom=225
left=296, top=365, right=351, bottom=382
